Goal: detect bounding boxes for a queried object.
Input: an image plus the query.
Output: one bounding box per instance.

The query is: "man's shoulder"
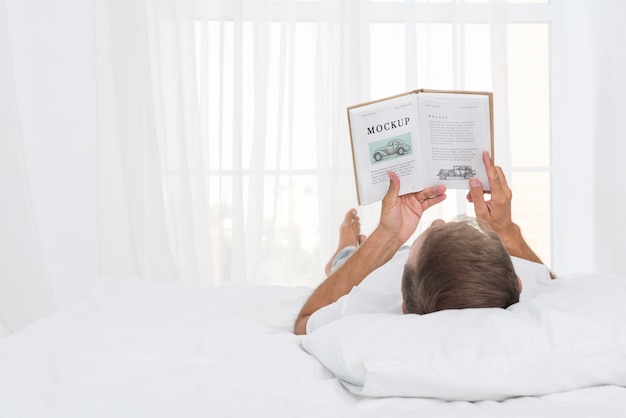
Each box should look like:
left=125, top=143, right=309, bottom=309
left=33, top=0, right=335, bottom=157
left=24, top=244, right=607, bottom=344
left=357, top=247, right=408, bottom=292
left=306, top=249, right=408, bottom=334
left=511, top=256, right=553, bottom=301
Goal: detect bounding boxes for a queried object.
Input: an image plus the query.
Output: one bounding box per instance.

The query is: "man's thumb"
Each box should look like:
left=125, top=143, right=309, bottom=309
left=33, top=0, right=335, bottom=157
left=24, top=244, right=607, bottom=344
left=386, top=171, right=401, bottom=197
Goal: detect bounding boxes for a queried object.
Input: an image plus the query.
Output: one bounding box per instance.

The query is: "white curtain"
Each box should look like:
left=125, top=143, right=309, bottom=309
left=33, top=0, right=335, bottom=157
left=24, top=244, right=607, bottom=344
left=589, top=1, right=626, bottom=275
left=97, top=0, right=518, bottom=289
left=0, top=0, right=55, bottom=335
left=2, top=0, right=626, bottom=335
left=550, top=0, right=626, bottom=276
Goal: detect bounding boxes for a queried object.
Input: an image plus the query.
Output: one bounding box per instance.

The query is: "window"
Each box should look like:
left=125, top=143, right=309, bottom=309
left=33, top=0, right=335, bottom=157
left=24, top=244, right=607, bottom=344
left=507, top=23, right=551, bottom=266
left=367, top=2, right=553, bottom=267
left=160, top=0, right=554, bottom=287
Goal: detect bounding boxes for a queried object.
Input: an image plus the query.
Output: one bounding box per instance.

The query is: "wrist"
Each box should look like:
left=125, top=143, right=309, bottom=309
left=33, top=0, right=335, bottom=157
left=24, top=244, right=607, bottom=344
left=367, top=227, right=405, bottom=261
left=498, top=223, right=521, bottom=250
left=499, top=223, right=530, bottom=257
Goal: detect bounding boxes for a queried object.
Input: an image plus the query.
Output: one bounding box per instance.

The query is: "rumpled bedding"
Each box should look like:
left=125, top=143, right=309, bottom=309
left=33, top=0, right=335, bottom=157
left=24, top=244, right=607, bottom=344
left=1, top=277, right=625, bottom=418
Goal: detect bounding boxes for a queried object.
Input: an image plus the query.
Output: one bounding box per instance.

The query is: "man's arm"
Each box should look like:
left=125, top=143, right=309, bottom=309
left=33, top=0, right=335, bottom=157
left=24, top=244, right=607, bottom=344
left=468, top=152, right=555, bottom=279
left=293, top=228, right=400, bottom=335
left=293, top=173, right=446, bottom=335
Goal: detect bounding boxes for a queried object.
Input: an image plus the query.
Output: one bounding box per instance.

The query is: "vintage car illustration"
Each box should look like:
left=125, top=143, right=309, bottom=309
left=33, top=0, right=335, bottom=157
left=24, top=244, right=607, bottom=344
left=437, top=165, right=476, bottom=180
left=372, top=139, right=412, bottom=162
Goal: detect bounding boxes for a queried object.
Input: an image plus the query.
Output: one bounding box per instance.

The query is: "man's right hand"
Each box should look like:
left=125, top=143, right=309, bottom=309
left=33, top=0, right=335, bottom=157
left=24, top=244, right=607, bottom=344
left=379, top=171, right=447, bottom=246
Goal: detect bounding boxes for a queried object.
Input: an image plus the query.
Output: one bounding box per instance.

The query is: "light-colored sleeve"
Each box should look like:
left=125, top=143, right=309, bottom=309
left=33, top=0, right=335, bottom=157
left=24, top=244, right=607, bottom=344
left=306, top=293, right=348, bottom=334
left=511, top=256, right=553, bottom=302
left=306, top=250, right=407, bottom=334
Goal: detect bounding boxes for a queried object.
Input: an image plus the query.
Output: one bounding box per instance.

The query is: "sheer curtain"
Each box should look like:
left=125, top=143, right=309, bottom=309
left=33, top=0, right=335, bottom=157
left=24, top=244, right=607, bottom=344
left=0, top=0, right=55, bottom=335
left=550, top=0, right=626, bottom=276
left=586, top=1, right=626, bottom=275
left=98, top=0, right=517, bottom=289
left=5, top=0, right=626, bottom=336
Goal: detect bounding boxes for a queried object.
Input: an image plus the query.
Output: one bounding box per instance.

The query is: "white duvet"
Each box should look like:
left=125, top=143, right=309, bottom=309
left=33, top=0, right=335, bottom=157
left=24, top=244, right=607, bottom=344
left=1, top=276, right=626, bottom=418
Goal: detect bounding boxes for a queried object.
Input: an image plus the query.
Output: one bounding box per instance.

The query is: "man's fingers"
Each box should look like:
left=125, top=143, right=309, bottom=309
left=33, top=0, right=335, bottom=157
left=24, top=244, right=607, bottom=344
left=417, top=185, right=446, bottom=201
left=419, top=192, right=447, bottom=210
left=386, top=175, right=447, bottom=209
left=488, top=166, right=512, bottom=205
left=415, top=184, right=447, bottom=209
left=494, top=166, right=512, bottom=197
left=482, top=150, right=494, bottom=171
left=483, top=151, right=513, bottom=205
left=483, top=151, right=502, bottom=194
left=468, top=177, right=489, bottom=218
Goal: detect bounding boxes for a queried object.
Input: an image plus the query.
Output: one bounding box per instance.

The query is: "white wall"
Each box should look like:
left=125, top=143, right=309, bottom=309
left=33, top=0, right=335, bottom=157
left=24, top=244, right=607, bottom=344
left=6, top=0, right=99, bottom=309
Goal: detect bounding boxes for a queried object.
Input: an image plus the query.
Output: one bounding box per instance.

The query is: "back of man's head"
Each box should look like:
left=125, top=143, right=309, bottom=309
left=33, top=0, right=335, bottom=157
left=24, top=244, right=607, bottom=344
left=401, top=220, right=519, bottom=315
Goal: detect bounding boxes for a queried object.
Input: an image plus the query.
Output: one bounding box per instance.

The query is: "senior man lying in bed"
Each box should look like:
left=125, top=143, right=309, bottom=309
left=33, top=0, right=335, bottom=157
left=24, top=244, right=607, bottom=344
left=294, top=152, right=554, bottom=335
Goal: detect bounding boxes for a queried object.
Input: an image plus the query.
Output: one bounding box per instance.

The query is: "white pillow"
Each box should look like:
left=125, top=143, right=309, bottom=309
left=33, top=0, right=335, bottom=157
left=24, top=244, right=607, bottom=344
left=301, top=274, right=626, bottom=401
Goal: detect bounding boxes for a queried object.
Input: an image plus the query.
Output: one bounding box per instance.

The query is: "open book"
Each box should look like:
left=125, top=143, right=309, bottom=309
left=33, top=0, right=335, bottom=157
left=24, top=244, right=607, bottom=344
left=347, top=89, right=494, bottom=205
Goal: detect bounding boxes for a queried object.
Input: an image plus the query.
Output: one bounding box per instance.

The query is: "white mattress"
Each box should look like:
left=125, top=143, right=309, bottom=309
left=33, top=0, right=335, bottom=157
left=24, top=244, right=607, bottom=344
left=1, top=277, right=625, bottom=417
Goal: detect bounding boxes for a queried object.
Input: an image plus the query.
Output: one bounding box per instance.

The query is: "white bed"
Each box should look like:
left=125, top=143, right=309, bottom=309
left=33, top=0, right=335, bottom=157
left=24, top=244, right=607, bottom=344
left=1, top=275, right=626, bottom=418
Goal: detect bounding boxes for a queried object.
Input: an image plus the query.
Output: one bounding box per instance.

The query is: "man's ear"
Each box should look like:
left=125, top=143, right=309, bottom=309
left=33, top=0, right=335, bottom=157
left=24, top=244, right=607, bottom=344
left=517, top=275, right=523, bottom=294
left=402, top=302, right=407, bottom=314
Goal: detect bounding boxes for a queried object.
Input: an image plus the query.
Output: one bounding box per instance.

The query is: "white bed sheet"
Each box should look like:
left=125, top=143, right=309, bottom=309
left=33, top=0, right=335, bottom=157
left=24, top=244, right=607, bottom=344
left=1, top=277, right=625, bottom=418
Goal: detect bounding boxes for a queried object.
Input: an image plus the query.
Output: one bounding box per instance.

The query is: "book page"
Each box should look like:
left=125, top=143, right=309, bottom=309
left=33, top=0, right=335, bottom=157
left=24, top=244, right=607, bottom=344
left=417, top=93, right=491, bottom=190
left=348, top=93, right=424, bottom=205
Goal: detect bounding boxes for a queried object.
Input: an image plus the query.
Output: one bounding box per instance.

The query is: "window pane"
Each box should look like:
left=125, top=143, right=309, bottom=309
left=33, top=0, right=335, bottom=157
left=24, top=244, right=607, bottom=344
left=507, top=24, right=550, bottom=167
left=222, top=23, right=235, bottom=170
left=204, top=22, right=223, bottom=171
left=511, top=171, right=551, bottom=267
left=265, top=22, right=283, bottom=170
left=290, top=24, right=319, bottom=170
left=264, top=22, right=321, bottom=171
left=370, top=23, right=405, bottom=98
left=416, top=24, right=454, bottom=89
left=464, top=24, right=492, bottom=89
